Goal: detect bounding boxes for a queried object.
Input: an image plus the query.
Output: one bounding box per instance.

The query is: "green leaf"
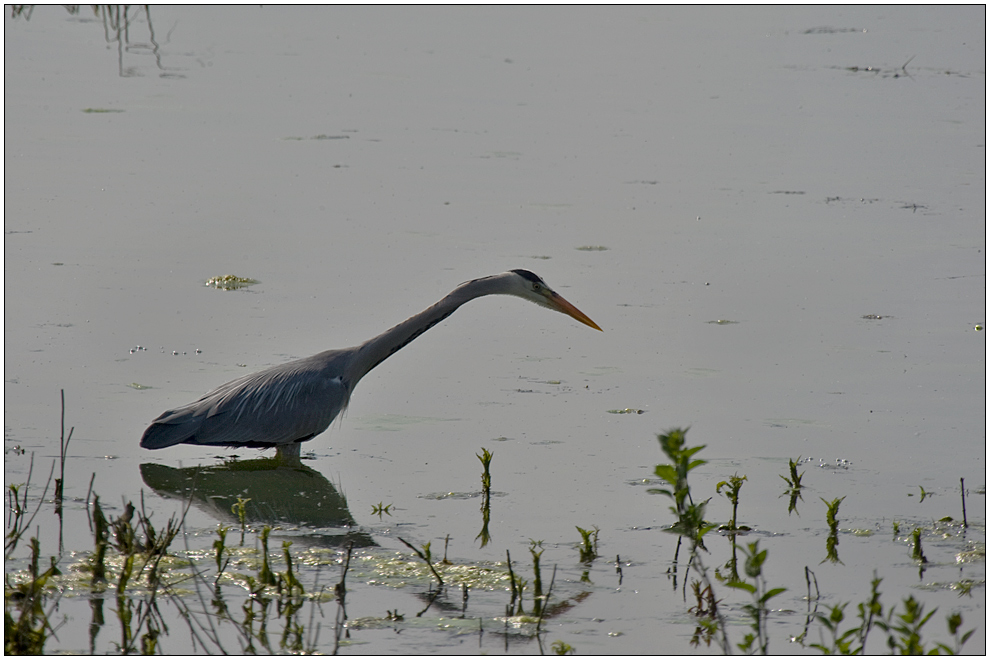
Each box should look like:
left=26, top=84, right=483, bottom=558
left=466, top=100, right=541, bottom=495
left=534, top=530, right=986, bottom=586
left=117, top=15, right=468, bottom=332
left=682, top=444, right=707, bottom=458
left=725, top=580, right=756, bottom=594
left=827, top=604, right=847, bottom=624
left=763, top=587, right=787, bottom=601
left=653, top=465, right=678, bottom=484
left=698, top=523, right=718, bottom=538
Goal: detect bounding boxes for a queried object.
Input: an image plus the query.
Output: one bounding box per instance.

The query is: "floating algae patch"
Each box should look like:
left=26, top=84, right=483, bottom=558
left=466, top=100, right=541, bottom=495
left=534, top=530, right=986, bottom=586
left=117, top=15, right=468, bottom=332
left=956, top=544, right=986, bottom=564
left=205, top=274, right=259, bottom=290
left=49, top=551, right=196, bottom=598
left=269, top=546, right=512, bottom=591
left=421, top=489, right=506, bottom=501
left=348, top=613, right=499, bottom=636
left=351, top=550, right=511, bottom=591
left=422, top=491, right=480, bottom=500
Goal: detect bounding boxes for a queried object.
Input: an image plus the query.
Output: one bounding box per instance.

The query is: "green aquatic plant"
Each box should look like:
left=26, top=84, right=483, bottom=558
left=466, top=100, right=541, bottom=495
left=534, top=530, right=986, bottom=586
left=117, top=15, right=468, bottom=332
left=139, top=500, right=185, bottom=591
left=536, top=563, right=557, bottom=634
left=781, top=456, right=805, bottom=490
left=440, top=534, right=453, bottom=565
left=650, top=428, right=728, bottom=653
left=93, top=493, right=184, bottom=591
left=116, top=553, right=135, bottom=595
left=959, top=477, right=969, bottom=528
left=821, top=496, right=845, bottom=564
left=650, top=428, right=716, bottom=550
left=822, top=496, right=844, bottom=529
left=4, top=536, right=63, bottom=654
left=476, top=447, right=494, bottom=547
left=331, top=544, right=353, bottom=654
left=575, top=526, right=599, bottom=564
left=371, top=501, right=392, bottom=518
left=5, top=482, right=30, bottom=558
left=213, top=525, right=230, bottom=583
left=5, top=453, right=56, bottom=560
left=505, top=549, right=524, bottom=615
left=477, top=447, right=493, bottom=491
left=258, top=526, right=277, bottom=587
left=109, top=501, right=138, bottom=556
left=500, top=542, right=558, bottom=622
left=90, top=496, right=110, bottom=584
left=801, top=569, right=975, bottom=653
left=398, top=537, right=444, bottom=586
left=231, top=496, right=251, bottom=545
left=716, top=473, right=749, bottom=531
left=54, top=390, right=74, bottom=524
left=724, top=540, right=786, bottom=654
left=940, top=611, right=977, bottom=653
left=780, top=456, right=805, bottom=514
left=954, top=579, right=976, bottom=597
left=810, top=572, right=884, bottom=655
left=279, top=541, right=304, bottom=595
left=687, top=580, right=721, bottom=648
left=715, top=538, right=741, bottom=586
left=881, top=595, right=973, bottom=655
left=911, top=527, right=928, bottom=564
left=529, top=540, right=545, bottom=617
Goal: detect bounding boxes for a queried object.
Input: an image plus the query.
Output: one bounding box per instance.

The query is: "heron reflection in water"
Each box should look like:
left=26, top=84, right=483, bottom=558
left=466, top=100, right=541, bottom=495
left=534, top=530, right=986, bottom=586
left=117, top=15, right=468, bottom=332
left=140, top=458, right=373, bottom=546
left=140, top=270, right=602, bottom=460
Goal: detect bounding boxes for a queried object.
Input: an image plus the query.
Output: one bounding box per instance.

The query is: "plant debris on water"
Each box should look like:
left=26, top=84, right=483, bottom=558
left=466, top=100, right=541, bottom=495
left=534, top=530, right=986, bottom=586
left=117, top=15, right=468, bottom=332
left=204, top=274, right=259, bottom=290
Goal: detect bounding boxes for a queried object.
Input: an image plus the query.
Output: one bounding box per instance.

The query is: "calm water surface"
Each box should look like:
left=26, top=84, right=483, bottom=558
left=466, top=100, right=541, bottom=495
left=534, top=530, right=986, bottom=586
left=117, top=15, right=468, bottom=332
left=4, top=6, right=985, bottom=654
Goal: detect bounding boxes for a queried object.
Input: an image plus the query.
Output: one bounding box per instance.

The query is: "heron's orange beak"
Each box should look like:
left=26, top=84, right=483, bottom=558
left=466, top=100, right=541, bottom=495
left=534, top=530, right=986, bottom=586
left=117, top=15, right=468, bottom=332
left=549, top=291, right=603, bottom=331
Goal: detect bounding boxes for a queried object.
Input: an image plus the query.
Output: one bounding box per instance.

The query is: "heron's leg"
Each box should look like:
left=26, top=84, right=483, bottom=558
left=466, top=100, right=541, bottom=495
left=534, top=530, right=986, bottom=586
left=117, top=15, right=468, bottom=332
left=275, top=442, right=302, bottom=464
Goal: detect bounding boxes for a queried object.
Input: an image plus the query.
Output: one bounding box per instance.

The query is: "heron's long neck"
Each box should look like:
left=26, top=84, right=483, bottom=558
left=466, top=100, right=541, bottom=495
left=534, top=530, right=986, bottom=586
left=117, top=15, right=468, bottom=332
left=347, top=275, right=509, bottom=385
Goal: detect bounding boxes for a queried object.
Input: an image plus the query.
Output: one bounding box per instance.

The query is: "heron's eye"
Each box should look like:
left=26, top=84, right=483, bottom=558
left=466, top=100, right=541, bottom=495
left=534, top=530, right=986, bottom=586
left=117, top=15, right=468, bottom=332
left=533, top=283, right=542, bottom=292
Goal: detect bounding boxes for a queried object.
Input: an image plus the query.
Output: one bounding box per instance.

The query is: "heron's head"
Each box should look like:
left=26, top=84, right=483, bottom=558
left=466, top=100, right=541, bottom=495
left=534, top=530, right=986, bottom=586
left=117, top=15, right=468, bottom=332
left=506, top=269, right=603, bottom=331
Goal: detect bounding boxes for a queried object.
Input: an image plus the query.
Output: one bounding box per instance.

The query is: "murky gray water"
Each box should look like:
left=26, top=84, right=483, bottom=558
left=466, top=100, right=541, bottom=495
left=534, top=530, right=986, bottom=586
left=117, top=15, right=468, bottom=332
left=5, top=6, right=985, bottom=654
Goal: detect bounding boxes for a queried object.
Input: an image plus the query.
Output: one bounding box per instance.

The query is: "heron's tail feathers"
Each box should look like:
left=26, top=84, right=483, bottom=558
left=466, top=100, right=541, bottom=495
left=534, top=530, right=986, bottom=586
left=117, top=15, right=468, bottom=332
left=140, top=416, right=203, bottom=449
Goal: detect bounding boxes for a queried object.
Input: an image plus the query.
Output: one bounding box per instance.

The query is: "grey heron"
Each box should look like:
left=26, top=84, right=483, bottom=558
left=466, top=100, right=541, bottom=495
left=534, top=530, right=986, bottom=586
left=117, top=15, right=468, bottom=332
left=140, top=269, right=601, bottom=460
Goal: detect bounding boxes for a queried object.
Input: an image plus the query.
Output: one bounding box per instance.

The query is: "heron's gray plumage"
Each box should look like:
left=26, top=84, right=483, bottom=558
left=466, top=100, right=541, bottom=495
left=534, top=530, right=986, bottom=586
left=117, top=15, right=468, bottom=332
left=140, top=349, right=353, bottom=450
left=140, top=270, right=601, bottom=454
